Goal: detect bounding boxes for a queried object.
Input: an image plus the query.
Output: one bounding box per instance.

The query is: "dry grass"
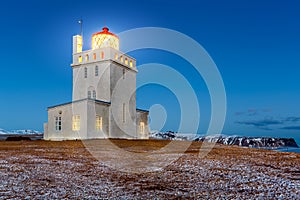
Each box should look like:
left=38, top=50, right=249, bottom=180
left=0, top=139, right=299, bottom=199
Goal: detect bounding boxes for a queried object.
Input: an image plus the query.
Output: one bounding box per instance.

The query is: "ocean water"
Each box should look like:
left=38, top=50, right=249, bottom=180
left=276, top=147, right=300, bottom=154
left=253, top=146, right=300, bottom=154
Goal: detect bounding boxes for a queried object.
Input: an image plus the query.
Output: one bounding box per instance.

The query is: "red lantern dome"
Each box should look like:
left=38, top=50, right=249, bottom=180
left=92, top=27, right=119, bottom=50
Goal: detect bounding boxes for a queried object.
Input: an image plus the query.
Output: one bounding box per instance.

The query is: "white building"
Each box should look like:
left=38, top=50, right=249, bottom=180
left=44, top=27, right=149, bottom=140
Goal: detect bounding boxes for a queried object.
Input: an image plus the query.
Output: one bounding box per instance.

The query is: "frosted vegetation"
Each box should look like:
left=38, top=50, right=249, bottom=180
left=0, top=140, right=299, bottom=199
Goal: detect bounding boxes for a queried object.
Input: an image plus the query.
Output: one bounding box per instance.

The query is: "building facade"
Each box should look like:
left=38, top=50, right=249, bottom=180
left=44, top=27, right=149, bottom=140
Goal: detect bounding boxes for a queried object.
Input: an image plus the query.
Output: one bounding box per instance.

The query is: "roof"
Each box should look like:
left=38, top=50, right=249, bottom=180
left=92, top=27, right=119, bottom=38
left=47, top=98, right=111, bottom=110
left=136, top=108, right=149, bottom=113
left=48, top=98, right=148, bottom=113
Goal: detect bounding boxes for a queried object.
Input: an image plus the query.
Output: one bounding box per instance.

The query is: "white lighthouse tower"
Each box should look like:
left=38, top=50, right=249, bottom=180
left=44, top=27, right=149, bottom=140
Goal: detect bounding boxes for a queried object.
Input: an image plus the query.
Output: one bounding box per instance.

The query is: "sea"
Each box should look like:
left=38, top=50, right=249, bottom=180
left=275, top=147, right=300, bottom=154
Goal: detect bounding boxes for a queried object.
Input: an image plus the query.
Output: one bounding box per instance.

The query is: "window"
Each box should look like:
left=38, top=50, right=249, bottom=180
left=93, top=90, right=96, bottom=99
left=85, top=54, right=89, bottom=62
left=55, top=116, right=62, bottom=131
left=72, top=115, right=80, bottom=131
left=88, top=91, right=91, bottom=98
left=129, top=60, right=133, bottom=67
left=123, top=69, right=125, bottom=79
left=96, top=115, right=103, bottom=131
left=115, top=53, right=118, bottom=60
left=140, top=122, right=145, bottom=134
left=84, top=67, right=87, bottom=78
left=125, top=58, right=128, bottom=65
left=101, top=51, right=104, bottom=59
left=120, top=56, right=123, bottom=63
left=122, top=103, right=125, bottom=123
left=93, top=53, right=97, bottom=60
left=78, top=56, right=83, bottom=63
left=95, top=65, right=98, bottom=76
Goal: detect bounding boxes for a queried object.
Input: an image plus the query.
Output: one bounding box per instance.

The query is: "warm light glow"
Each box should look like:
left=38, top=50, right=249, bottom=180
left=76, top=36, right=82, bottom=53
left=72, top=115, right=80, bottom=131
left=96, top=115, right=103, bottom=131
left=130, top=60, right=133, bottom=67
left=78, top=56, right=83, bottom=63
left=140, top=122, right=145, bottom=134
left=125, top=58, right=128, bottom=65
left=92, top=27, right=119, bottom=50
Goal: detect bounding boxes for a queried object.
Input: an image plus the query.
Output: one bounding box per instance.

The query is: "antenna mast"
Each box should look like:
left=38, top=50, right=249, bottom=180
left=78, top=18, right=83, bottom=36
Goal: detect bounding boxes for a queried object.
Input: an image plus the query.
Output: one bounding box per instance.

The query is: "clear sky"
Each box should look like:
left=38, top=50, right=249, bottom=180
left=0, top=0, right=299, bottom=143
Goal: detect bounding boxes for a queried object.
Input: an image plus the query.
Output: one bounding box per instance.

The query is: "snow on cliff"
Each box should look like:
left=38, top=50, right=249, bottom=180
left=0, top=128, right=42, bottom=135
left=150, top=131, right=299, bottom=148
left=194, top=135, right=299, bottom=148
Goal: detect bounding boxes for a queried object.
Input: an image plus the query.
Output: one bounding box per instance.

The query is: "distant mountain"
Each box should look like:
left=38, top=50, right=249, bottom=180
left=0, top=128, right=10, bottom=134
left=150, top=131, right=196, bottom=141
left=150, top=131, right=299, bottom=148
left=194, top=135, right=299, bottom=148
left=0, top=128, right=42, bottom=135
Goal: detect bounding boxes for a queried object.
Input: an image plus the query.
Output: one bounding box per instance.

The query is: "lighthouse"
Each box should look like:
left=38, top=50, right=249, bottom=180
left=44, top=27, right=149, bottom=140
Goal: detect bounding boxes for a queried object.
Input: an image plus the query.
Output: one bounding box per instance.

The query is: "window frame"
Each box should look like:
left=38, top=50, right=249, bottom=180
left=84, top=67, right=87, bottom=78
left=96, top=115, right=103, bottom=131
left=72, top=115, right=80, bottom=131
left=55, top=116, right=62, bottom=131
left=129, top=60, right=133, bottom=67
left=95, top=65, right=99, bottom=76
left=140, top=122, right=145, bottom=134
left=92, top=90, right=96, bottom=99
left=78, top=56, right=83, bottom=63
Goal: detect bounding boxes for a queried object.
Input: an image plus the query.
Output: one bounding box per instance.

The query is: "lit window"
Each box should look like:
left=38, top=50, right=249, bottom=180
left=72, top=115, right=80, bottom=131
left=85, top=54, right=89, bottom=62
left=101, top=51, right=104, bottom=59
left=125, top=58, right=128, bottom=65
left=93, top=90, right=96, bottom=99
left=123, top=68, right=125, bottom=79
left=140, top=122, right=145, bottom=134
left=88, top=91, right=91, bottom=98
left=130, top=60, right=133, bottom=67
left=96, top=115, right=103, bottom=131
left=115, top=53, right=118, bottom=60
left=78, top=56, right=83, bottom=63
left=93, top=53, right=97, bottom=60
left=120, top=56, right=123, bottom=63
left=84, top=67, right=87, bottom=78
left=122, top=103, right=125, bottom=123
left=55, top=116, right=62, bottom=131
left=95, top=65, right=98, bottom=76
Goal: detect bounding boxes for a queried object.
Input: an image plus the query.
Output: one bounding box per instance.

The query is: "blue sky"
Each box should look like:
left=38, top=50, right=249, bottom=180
left=0, top=0, right=300, bottom=143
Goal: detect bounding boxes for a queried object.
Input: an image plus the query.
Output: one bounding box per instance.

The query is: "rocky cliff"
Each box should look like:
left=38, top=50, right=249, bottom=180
left=150, top=131, right=299, bottom=148
left=194, top=136, right=299, bottom=148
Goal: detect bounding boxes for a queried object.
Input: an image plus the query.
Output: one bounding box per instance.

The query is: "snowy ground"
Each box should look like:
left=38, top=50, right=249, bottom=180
left=0, top=140, right=299, bottom=199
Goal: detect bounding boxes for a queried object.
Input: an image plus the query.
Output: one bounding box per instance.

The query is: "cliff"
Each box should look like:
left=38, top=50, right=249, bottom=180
left=194, top=136, right=299, bottom=148
left=150, top=131, right=299, bottom=148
